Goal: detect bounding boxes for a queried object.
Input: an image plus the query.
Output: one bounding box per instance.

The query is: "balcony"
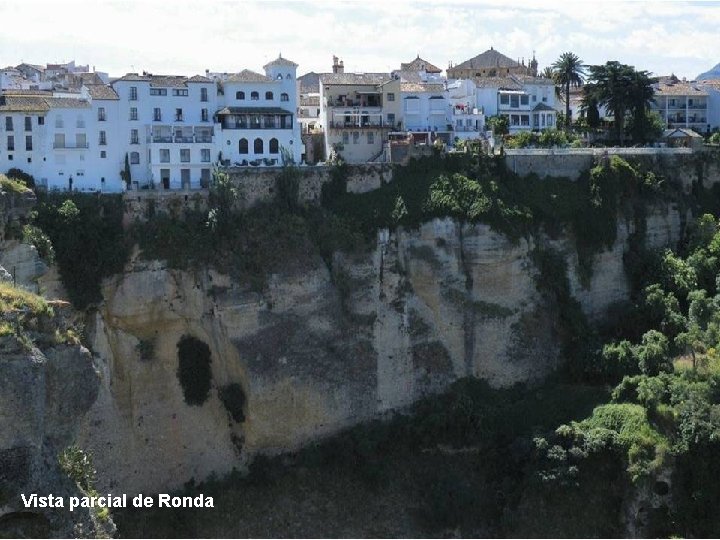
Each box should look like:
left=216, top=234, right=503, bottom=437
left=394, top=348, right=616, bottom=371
left=53, top=142, right=89, bottom=149
left=330, top=121, right=390, bottom=129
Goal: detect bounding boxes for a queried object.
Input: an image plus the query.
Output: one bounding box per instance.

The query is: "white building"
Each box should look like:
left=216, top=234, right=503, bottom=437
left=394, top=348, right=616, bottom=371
left=214, top=56, right=301, bottom=168
left=0, top=90, right=124, bottom=192
left=651, top=77, right=711, bottom=134
left=472, top=74, right=556, bottom=132
left=112, top=73, right=218, bottom=189
left=446, top=79, right=485, bottom=141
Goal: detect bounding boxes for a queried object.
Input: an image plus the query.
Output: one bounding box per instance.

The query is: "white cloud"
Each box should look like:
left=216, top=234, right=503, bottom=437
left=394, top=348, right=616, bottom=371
left=0, top=0, right=717, bottom=79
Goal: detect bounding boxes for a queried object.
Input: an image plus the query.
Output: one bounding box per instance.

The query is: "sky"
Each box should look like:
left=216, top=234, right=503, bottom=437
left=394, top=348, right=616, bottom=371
left=1, top=0, right=719, bottom=80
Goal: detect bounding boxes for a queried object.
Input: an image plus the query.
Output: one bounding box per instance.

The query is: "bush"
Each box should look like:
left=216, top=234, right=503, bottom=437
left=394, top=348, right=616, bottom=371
left=21, top=224, right=55, bottom=263
left=6, top=168, right=35, bottom=188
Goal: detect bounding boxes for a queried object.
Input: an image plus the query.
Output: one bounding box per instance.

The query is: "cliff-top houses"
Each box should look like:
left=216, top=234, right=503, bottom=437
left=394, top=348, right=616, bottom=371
left=0, top=48, right=718, bottom=192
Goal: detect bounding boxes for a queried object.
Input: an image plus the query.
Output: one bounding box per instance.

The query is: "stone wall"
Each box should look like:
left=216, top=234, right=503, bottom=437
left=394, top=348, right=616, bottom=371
left=123, top=163, right=392, bottom=222
left=504, top=148, right=720, bottom=187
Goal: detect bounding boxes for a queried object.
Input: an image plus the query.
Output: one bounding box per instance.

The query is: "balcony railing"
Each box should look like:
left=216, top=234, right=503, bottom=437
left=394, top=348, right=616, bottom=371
left=53, top=142, right=89, bottom=149
left=150, top=134, right=214, bottom=143
left=330, top=121, right=391, bottom=129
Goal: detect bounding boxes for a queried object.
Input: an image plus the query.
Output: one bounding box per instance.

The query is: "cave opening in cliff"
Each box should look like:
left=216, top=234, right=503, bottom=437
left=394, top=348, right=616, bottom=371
left=176, top=335, right=213, bottom=406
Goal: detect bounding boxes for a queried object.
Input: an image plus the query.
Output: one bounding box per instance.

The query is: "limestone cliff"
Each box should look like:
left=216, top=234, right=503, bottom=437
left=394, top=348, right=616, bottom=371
left=74, top=203, right=684, bottom=495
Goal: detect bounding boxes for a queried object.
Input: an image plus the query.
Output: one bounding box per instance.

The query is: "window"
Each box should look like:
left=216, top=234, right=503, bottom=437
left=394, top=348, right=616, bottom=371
left=251, top=91, right=259, bottom=101
left=201, top=148, right=211, bottom=162
left=520, top=95, right=529, bottom=106
left=150, top=88, right=167, bottom=96
left=265, top=91, right=273, bottom=100
left=542, top=96, right=547, bottom=102
left=55, top=115, right=64, bottom=128
left=367, top=132, right=374, bottom=144
left=76, top=116, right=85, bottom=128
left=201, top=87, right=208, bottom=102
left=386, top=113, right=395, bottom=125
left=25, top=116, right=32, bottom=131
left=25, top=135, right=32, bottom=151
left=5, top=117, right=12, bottom=131
left=236, top=91, right=245, bottom=100
left=510, top=95, right=519, bottom=108
left=130, top=129, right=139, bottom=144
left=180, top=149, right=190, bottom=162
left=130, top=107, right=138, bottom=121
left=547, top=115, right=554, bottom=126
left=521, top=115, right=530, bottom=126
left=160, top=149, right=170, bottom=163
left=532, top=95, right=537, bottom=102
left=75, top=133, right=86, bottom=148
left=533, top=113, right=539, bottom=127
left=175, top=108, right=183, bottom=121
left=100, top=151, right=106, bottom=158
left=269, top=138, right=279, bottom=154
left=201, top=108, right=209, bottom=122
left=239, top=138, right=248, bottom=154
left=130, top=151, right=139, bottom=164
left=500, top=94, right=509, bottom=105
left=130, top=86, right=137, bottom=100
left=54, top=133, right=65, bottom=148
left=98, top=108, right=106, bottom=121
left=98, top=130, right=106, bottom=146
left=387, top=93, right=395, bottom=101
left=253, top=137, right=263, bottom=153
left=154, top=108, right=162, bottom=121
left=342, top=132, right=349, bottom=145
left=172, top=89, right=188, bottom=96
left=280, top=93, right=289, bottom=102
left=7, top=135, right=14, bottom=151
left=38, top=117, right=44, bottom=125
left=353, top=132, right=359, bottom=144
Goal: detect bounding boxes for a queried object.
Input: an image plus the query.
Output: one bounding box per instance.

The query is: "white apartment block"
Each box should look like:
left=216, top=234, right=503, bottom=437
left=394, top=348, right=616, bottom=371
left=112, top=73, right=218, bottom=189
left=651, top=78, right=711, bottom=134
left=472, top=74, right=556, bottom=132
left=0, top=55, right=302, bottom=191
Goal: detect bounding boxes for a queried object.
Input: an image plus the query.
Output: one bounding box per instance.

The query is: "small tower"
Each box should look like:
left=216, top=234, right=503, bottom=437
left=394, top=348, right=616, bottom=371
left=530, top=51, right=538, bottom=77
left=332, top=56, right=344, bottom=74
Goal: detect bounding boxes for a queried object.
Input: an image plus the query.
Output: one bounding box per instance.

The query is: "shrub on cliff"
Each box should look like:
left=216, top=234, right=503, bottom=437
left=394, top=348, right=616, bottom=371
left=33, top=193, right=129, bottom=309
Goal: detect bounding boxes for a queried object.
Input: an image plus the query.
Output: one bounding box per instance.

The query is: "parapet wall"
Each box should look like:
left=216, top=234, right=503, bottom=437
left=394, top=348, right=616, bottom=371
left=504, top=147, right=720, bottom=188
left=123, top=163, right=392, bottom=222
left=122, top=149, right=720, bottom=223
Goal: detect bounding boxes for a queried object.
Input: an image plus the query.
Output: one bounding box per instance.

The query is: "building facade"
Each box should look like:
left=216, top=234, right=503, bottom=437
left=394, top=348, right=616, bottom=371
left=318, top=69, right=401, bottom=163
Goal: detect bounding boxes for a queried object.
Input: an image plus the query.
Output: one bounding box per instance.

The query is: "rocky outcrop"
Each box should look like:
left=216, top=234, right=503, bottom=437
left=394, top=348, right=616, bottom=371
left=0, top=340, right=106, bottom=538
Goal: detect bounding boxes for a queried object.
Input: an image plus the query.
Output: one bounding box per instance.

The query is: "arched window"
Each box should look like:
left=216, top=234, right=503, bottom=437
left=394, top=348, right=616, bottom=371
left=280, top=93, right=289, bottom=102
left=265, top=91, right=273, bottom=100
left=236, top=91, right=245, bottom=100
left=276, top=74, right=283, bottom=80
left=269, top=138, right=279, bottom=154
left=130, top=151, right=140, bottom=164
left=239, top=138, right=248, bottom=154
left=286, top=74, right=291, bottom=80
left=251, top=91, right=259, bottom=101
left=254, top=138, right=263, bottom=154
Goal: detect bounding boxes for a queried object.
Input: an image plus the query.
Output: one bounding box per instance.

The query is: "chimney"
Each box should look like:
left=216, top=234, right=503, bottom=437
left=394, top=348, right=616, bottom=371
left=332, top=55, right=345, bottom=74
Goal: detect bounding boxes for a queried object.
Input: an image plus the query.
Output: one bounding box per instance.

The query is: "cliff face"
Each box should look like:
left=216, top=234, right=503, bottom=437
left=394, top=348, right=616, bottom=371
left=76, top=203, right=684, bottom=495
left=0, top=340, right=105, bottom=538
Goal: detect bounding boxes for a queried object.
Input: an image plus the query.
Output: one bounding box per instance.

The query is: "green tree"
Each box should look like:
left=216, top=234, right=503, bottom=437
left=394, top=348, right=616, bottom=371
left=626, top=70, right=659, bottom=142
left=426, top=173, right=490, bottom=289
left=207, top=167, right=241, bottom=235
left=585, top=62, right=657, bottom=144
left=552, top=52, right=586, bottom=128
left=487, top=115, right=509, bottom=142
left=120, top=153, right=132, bottom=189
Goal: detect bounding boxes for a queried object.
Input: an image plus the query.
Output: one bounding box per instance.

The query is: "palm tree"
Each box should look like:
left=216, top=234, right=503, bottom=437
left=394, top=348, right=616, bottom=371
left=541, top=66, right=555, bottom=80
left=552, top=52, right=586, bottom=128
